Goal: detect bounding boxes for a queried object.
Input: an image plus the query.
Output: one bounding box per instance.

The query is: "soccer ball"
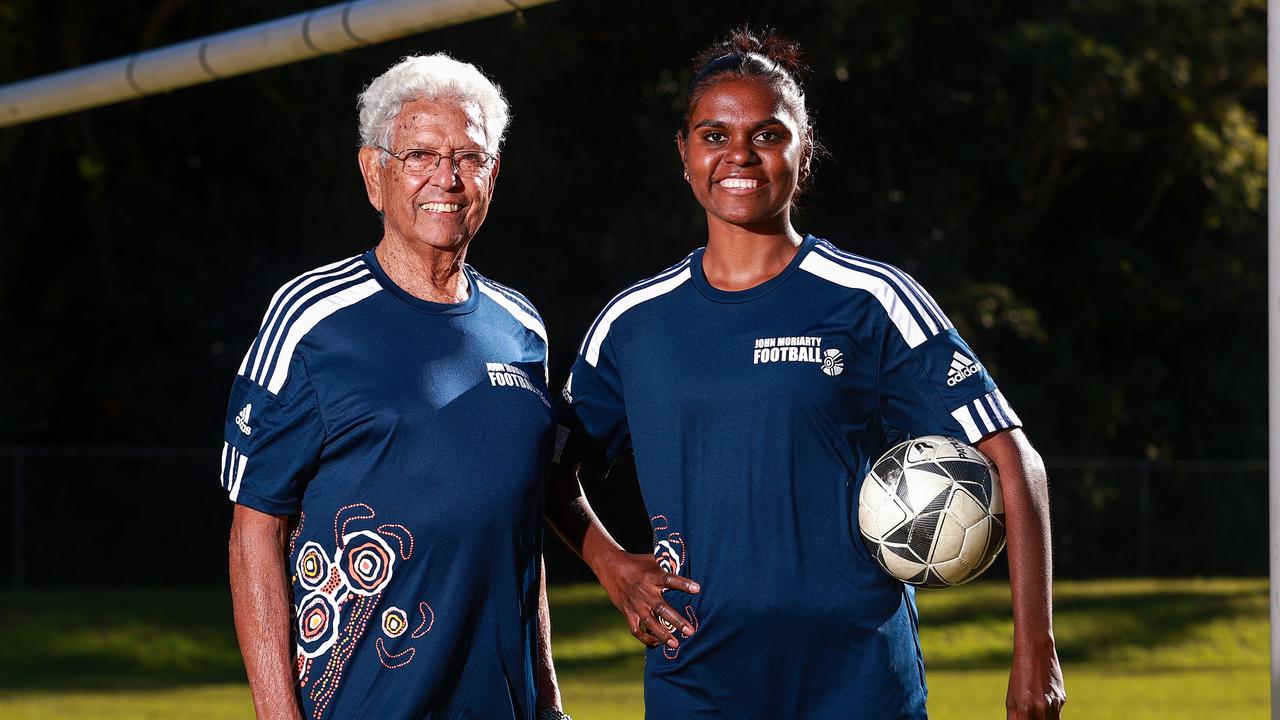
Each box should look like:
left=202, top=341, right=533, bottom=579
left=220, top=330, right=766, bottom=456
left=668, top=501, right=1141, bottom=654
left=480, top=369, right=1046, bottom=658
left=858, top=435, right=1006, bottom=588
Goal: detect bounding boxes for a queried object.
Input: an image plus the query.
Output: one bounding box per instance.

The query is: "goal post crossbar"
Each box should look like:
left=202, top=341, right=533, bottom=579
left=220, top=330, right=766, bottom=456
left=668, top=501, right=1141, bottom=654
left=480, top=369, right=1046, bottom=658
left=0, top=0, right=558, bottom=128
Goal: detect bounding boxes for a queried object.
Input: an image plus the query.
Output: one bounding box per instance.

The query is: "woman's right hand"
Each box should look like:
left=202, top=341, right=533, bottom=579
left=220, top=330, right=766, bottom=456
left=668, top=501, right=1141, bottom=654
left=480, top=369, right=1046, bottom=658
left=594, top=550, right=701, bottom=649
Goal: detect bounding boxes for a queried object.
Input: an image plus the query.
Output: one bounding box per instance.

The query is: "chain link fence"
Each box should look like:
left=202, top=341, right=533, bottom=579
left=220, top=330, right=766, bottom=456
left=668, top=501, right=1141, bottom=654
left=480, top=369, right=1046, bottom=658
left=0, top=447, right=1267, bottom=589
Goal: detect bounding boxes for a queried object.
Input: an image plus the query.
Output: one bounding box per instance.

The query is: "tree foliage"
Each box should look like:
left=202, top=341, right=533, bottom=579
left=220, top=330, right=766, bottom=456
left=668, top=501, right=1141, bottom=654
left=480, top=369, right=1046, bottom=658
left=0, top=0, right=1266, bottom=462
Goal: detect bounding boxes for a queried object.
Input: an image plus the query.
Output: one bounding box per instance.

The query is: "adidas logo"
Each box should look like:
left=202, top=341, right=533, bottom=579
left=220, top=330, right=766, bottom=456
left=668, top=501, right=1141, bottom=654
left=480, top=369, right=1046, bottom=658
left=235, top=403, right=253, bottom=436
left=946, top=352, right=980, bottom=387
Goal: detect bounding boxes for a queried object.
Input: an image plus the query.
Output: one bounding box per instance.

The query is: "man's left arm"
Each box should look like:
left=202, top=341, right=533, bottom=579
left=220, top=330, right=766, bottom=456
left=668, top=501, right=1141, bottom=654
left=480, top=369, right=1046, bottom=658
left=976, top=428, right=1067, bottom=720
left=534, top=556, right=565, bottom=717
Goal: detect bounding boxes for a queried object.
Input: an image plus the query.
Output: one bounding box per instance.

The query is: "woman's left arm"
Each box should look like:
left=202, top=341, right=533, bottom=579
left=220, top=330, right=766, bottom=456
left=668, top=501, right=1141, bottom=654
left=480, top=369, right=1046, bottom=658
left=976, top=428, right=1067, bottom=720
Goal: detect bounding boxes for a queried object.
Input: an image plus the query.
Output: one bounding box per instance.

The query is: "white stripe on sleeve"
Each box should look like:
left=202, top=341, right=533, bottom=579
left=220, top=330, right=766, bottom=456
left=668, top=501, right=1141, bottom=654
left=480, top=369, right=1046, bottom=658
left=972, top=398, right=996, bottom=434
left=219, top=442, right=230, bottom=490
left=229, top=450, right=248, bottom=502
left=950, top=406, right=982, bottom=443
left=992, top=389, right=1022, bottom=426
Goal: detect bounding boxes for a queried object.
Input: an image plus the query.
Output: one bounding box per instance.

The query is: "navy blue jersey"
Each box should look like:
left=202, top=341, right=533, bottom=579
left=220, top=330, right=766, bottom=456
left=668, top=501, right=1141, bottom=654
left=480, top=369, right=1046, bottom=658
left=221, top=250, right=554, bottom=720
left=556, top=235, right=1020, bottom=719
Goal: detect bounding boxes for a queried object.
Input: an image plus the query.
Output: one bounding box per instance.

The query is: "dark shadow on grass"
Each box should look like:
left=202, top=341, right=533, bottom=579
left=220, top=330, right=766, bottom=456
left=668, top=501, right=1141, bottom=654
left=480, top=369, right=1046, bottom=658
left=546, top=589, right=648, bottom=676
left=549, top=591, right=631, bottom=642
left=3, top=583, right=1264, bottom=688
left=554, top=651, right=645, bottom=679
left=1, top=586, right=645, bottom=692
left=920, top=585, right=1266, bottom=670
left=0, top=588, right=246, bottom=691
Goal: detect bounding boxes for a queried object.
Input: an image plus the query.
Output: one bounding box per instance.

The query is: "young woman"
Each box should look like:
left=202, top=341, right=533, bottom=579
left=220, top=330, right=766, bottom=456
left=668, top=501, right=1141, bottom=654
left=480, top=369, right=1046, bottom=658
left=548, top=28, right=1065, bottom=720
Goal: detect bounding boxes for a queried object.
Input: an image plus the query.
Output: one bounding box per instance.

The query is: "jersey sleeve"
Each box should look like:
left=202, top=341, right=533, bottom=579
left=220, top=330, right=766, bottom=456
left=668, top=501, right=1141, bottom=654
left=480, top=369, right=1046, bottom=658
left=220, top=342, right=326, bottom=516
left=554, top=333, right=630, bottom=468
left=877, top=301, right=1022, bottom=445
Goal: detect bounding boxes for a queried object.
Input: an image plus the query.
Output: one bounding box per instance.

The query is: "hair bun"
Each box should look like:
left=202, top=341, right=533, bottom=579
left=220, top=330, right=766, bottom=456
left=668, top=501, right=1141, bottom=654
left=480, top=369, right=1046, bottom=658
left=692, top=25, right=808, bottom=82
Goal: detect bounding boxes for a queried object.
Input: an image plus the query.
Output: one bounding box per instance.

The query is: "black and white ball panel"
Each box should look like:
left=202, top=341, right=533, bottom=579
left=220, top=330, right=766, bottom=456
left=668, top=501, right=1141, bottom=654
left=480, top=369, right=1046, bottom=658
left=857, top=436, right=1007, bottom=588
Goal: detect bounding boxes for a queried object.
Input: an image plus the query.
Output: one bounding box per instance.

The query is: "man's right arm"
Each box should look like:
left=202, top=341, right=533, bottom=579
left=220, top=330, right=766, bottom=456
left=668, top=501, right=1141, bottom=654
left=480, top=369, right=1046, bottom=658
left=229, top=504, right=304, bottom=720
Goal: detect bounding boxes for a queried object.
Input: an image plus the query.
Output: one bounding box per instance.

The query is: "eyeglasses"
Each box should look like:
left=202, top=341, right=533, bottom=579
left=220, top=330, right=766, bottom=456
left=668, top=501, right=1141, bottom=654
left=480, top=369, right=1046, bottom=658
left=379, top=146, right=496, bottom=178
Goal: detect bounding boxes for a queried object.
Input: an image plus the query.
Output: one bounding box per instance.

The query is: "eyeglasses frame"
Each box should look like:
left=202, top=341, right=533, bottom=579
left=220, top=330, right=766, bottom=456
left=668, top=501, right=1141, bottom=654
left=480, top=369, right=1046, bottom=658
left=378, top=146, right=497, bottom=179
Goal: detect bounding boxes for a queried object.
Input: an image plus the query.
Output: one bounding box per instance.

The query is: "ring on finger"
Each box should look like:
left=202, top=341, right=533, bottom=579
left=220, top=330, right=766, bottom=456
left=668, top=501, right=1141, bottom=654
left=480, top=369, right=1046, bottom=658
left=650, top=604, right=675, bottom=631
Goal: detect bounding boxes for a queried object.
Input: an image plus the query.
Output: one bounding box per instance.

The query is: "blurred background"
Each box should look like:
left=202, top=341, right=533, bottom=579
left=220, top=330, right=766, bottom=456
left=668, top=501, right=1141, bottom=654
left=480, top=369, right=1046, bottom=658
left=0, top=0, right=1268, bottom=718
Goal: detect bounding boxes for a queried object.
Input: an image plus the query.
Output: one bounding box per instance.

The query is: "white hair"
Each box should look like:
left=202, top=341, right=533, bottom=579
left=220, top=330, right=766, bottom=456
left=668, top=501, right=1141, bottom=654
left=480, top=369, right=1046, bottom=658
left=357, top=53, right=510, bottom=155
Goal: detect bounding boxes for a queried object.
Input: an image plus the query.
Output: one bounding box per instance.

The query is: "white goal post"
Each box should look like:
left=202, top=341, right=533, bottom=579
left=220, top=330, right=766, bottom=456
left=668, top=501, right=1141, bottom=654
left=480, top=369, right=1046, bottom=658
left=0, top=0, right=558, bottom=127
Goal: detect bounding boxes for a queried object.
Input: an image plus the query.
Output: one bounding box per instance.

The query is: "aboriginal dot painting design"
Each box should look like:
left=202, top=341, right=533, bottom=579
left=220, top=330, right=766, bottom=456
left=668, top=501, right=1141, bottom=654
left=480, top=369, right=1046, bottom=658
left=339, top=531, right=395, bottom=595
left=382, top=607, right=408, bottom=638
left=291, top=504, right=436, bottom=719
left=651, top=515, right=700, bottom=660
left=297, top=592, right=341, bottom=657
left=651, top=515, right=685, bottom=576
left=297, top=542, right=331, bottom=590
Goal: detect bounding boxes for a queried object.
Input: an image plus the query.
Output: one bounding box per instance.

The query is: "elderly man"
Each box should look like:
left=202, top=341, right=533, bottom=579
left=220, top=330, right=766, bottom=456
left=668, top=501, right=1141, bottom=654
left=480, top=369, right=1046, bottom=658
left=222, top=54, right=567, bottom=720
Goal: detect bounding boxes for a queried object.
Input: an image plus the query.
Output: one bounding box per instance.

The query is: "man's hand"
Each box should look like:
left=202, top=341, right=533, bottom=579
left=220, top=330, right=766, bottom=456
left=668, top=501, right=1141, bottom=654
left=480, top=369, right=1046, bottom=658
left=595, top=550, right=700, bottom=649
left=229, top=504, right=303, bottom=720
left=1006, top=635, right=1066, bottom=719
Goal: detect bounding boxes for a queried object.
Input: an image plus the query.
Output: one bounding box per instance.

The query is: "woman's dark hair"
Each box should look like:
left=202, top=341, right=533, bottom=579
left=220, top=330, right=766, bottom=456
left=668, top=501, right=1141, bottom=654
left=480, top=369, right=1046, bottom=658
left=680, top=26, right=820, bottom=190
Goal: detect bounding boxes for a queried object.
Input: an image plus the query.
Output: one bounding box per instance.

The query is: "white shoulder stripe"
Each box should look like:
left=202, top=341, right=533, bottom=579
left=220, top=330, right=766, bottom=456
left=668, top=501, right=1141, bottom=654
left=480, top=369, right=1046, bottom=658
left=236, top=345, right=254, bottom=377
left=477, top=280, right=547, bottom=344
left=579, top=258, right=692, bottom=355
left=242, top=257, right=364, bottom=378
left=260, top=256, right=361, bottom=329
left=584, top=267, right=692, bottom=366
left=251, top=269, right=371, bottom=383
left=479, top=276, right=539, bottom=316
left=799, top=252, right=929, bottom=348
left=264, top=276, right=382, bottom=394
left=900, top=269, right=952, bottom=330
left=813, top=245, right=946, bottom=336
left=816, top=244, right=953, bottom=332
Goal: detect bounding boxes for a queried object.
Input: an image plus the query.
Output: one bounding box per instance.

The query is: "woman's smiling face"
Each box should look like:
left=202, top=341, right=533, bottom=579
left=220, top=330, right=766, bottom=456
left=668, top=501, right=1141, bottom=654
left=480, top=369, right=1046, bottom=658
left=679, top=76, right=809, bottom=231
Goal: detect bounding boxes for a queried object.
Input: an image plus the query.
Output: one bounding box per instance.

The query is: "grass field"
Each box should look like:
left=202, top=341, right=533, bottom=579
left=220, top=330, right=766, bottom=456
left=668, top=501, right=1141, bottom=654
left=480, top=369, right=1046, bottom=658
left=0, top=579, right=1267, bottom=718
